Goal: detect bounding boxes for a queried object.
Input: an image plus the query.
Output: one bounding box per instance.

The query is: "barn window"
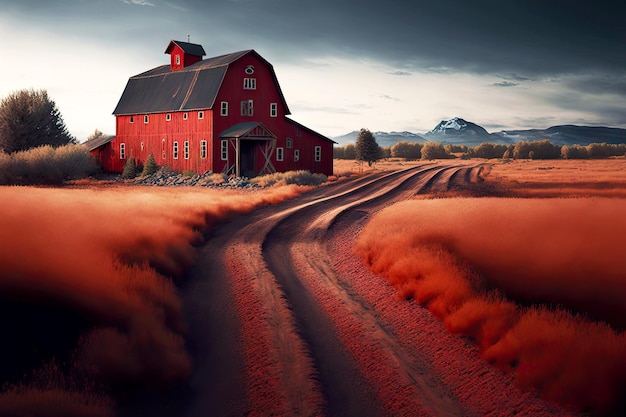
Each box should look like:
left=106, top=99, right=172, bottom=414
left=200, top=140, right=207, bottom=158
left=183, top=112, right=188, bottom=120
left=175, top=55, right=180, bottom=66
left=141, top=142, right=145, bottom=152
left=166, top=113, right=172, bottom=122
left=198, top=111, right=204, bottom=120
left=144, top=115, right=149, bottom=124
left=270, top=103, right=277, bottom=117
left=173, top=141, right=179, bottom=159
left=243, top=78, right=256, bottom=90
left=286, top=138, right=293, bottom=149
left=240, top=100, right=253, bottom=116
left=221, top=140, right=228, bottom=161
left=276, top=147, right=284, bottom=161
left=221, top=101, right=228, bottom=116
left=129, top=116, right=134, bottom=124
left=297, top=129, right=302, bottom=137
left=120, top=143, right=126, bottom=159
left=184, top=141, right=189, bottom=159
left=294, top=149, right=300, bottom=162
left=315, top=146, right=321, bottom=162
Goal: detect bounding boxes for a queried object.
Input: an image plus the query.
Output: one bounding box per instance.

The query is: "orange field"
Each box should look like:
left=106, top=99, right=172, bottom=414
left=356, top=159, right=626, bottom=415
left=0, top=185, right=304, bottom=416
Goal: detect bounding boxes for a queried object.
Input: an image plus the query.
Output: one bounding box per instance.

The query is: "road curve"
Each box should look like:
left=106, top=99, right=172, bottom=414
left=120, top=163, right=573, bottom=417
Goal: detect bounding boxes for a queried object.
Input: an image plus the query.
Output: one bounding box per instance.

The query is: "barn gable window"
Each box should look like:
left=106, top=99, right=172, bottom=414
left=240, top=100, right=253, bottom=116
left=315, top=146, right=321, bottom=162
left=200, top=140, right=207, bottom=158
left=175, top=55, right=181, bottom=66
left=198, top=111, right=204, bottom=120
left=286, top=138, right=293, bottom=149
left=184, top=141, right=190, bottom=159
left=183, top=112, right=188, bottom=120
left=270, top=103, right=278, bottom=117
left=221, top=101, right=228, bottom=116
left=120, top=143, right=126, bottom=159
left=243, top=78, right=256, bottom=90
left=276, top=147, right=284, bottom=161
left=294, top=149, right=300, bottom=162
left=173, top=141, right=179, bottom=159
left=144, top=115, right=149, bottom=124
left=166, top=113, right=172, bottom=122
left=221, top=140, right=228, bottom=161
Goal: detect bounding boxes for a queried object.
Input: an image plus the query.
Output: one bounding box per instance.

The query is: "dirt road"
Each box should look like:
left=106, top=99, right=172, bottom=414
left=121, top=163, right=572, bottom=417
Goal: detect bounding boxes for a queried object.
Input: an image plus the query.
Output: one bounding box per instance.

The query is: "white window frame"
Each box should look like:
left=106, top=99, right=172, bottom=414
left=240, top=100, right=253, bottom=116
left=294, top=149, right=300, bottom=162
left=221, top=101, right=228, bottom=116
left=243, top=78, right=256, bottom=90
left=120, top=143, right=126, bottom=159
left=286, top=138, right=293, bottom=149
left=175, top=55, right=180, bottom=66
left=184, top=141, right=189, bottom=159
left=200, top=140, right=207, bottom=158
left=144, top=115, right=149, bottom=124
left=198, top=111, right=204, bottom=120
left=166, top=113, right=172, bottom=122
left=276, top=147, right=284, bottom=161
left=270, top=103, right=278, bottom=117
left=315, top=146, right=321, bottom=162
left=129, top=116, right=134, bottom=124
left=173, top=141, right=179, bottom=159
left=221, top=140, right=228, bottom=161
left=183, top=112, right=188, bottom=120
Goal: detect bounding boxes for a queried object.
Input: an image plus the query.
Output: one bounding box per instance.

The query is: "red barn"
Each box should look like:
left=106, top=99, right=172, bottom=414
left=88, top=40, right=335, bottom=177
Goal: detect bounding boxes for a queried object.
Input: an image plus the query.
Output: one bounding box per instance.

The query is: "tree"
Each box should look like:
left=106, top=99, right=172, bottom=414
left=86, top=129, right=105, bottom=142
left=141, top=153, right=158, bottom=176
left=0, top=89, right=76, bottom=153
left=122, top=157, right=137, bottom=179
left=421, top=142, right=451, bottom=160
left=355, top=128, right=382, bottom=166
left=391, top=141, right=422, bottom=160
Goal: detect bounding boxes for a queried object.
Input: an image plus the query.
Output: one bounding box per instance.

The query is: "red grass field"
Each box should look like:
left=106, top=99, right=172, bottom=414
left=0, top=185, right=304, bottom=416
left=355, top=159, right=626, bottom=415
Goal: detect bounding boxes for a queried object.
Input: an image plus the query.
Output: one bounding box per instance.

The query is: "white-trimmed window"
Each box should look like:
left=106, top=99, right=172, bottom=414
left=120, top=143, right=126, bottom=159
left=286, top=138, right=293, bottom=149
left=294, top=149, right=300, bottom=162
left=200, top=140, right=207, bottom=158
left=184, top=141, right=189, bottom=159
left=141, top=142, right=144, bottom=152
left=276, top=147, right=284, bottom=161
left=144, top=115, right=149, bottom=124
left=173, top=141, right=179, bottom=159
left=183, top=112, right=188, bottom=120
left=198, top=111, right=204, bottom=120
left=129, top=116, right=134, bottom=123
left=243, top=78, right=256, bottom=90
left=270, top=103, right=278, bottom=117
left=162, top=138, right=166, bottom=159
left=175, top=55, right=180, bottom=65
left=221, top=140, right=228, bottom=161
left=240, top=100, right=253, bottom=116
left=166, top=113, right=172, bottom=122
left=315, top=146, right=321, bottom=162
left=221, top=101, right=228, bottom=116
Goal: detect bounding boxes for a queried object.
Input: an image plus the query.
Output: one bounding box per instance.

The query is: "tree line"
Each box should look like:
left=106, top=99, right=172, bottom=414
left=335, top=134, right=626, bottom=161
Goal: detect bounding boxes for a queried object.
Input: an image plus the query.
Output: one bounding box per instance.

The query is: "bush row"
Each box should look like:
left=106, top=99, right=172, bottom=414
left=0, top=144, right=97, bottom=185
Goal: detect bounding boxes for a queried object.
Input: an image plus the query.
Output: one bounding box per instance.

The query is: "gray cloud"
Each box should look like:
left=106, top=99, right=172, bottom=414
left=388, top=71, right=412, bottom=76
left=121, top=0, right=155, bottom=6
left=492, top=81, right=519, bottom=88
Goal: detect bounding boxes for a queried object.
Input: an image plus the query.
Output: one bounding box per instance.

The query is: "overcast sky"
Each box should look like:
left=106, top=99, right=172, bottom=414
left=1, top=0, right=625, bottom=140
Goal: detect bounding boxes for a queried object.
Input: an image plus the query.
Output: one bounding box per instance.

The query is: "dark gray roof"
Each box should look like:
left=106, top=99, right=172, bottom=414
left=84, top=135, right=115, bottom=151
left=219, top=122, right=277, bottom=139
left=165, top=40, right=206, bottom=57
left=285, top=117, right=337, bottom=144
left=113, top=50, right=291, bottom=116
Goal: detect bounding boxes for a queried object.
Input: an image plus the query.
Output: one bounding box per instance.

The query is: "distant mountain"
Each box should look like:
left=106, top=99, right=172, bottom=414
left=332, top=130, right=426, bottom=147
left=332, top=119, right=626, bottom=147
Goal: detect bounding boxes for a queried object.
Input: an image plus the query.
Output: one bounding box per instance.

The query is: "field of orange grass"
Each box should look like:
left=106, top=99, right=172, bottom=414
left=0, top=185, right=304, bottom=416
left=356, top=162, right=626, bottom=415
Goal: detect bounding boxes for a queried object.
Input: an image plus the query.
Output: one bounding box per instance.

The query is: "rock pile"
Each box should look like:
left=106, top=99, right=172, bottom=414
left=127, top=168, right=261, bottom=189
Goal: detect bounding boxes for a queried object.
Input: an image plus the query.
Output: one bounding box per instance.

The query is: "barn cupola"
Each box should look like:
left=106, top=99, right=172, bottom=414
left=165, top=40, right=206, bottom=71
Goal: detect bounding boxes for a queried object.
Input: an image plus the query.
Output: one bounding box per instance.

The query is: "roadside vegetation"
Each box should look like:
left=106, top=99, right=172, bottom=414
left=0, top=185, right=307, bottom=416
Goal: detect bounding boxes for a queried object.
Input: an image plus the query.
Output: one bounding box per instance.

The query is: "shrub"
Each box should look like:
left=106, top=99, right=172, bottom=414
left=421, top=142, right=452, bottom=160
left=182, top=170, right=196, bottom=177
left=465, top=143, right=509, bottom=159
left=391, top=141, right=422, bottom=160
left=141, top=153, right=158, bottom=176
left=561, top=144, right=589, bottom=159
left=513, top=140, right=561, bottom=159
left=121, top=158, right=137, bottom=179
left=251, top=170, right=327, bottom=187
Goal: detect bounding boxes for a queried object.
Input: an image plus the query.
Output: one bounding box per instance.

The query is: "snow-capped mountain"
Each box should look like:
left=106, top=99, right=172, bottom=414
left=425, top=117, right=496, bottom=144
left=332, top=130, right=426, bottom=147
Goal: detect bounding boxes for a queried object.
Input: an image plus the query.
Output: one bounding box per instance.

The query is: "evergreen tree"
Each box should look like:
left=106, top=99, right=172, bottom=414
left=0, top=89, right=76, bottom=153
left=355, top=128, right=382, bottom=167
left=141, top=153, right=158, bottom=176
left=122, top=157, right=137, bottom=179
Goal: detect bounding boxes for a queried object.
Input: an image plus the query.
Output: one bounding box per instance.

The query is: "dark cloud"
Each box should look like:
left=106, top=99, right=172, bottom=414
left=389, top=71, right=412, bottom=76
left=492, top=81, right=519, bottom=87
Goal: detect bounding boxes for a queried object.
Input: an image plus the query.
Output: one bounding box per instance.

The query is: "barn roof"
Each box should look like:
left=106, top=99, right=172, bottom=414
left=165, top=40, right=206, bottom=57
left=219, top=122, right=277, bottom=139
left=113, top=50, right=291, bottom=116
left=84, top=135, right=115, bottom=151
left=285, top=117, right=337, bottom=144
